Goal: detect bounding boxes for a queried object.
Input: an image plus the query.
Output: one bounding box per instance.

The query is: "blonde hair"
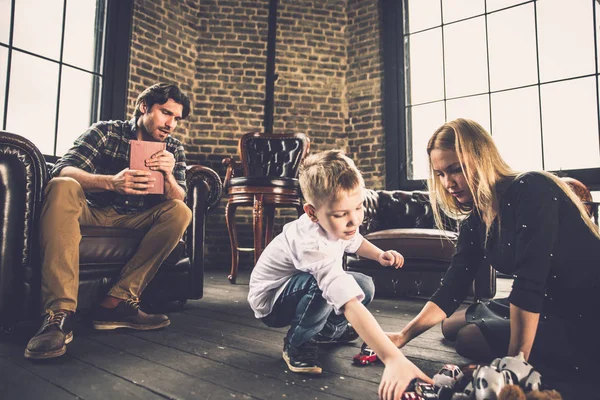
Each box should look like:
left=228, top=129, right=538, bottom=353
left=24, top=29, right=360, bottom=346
left=427, top=118, right=599, bottom=239
left=298, top=150, right=364, bottom=208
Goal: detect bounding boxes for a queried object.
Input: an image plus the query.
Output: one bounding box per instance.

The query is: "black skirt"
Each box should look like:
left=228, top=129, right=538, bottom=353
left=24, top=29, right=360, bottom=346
left=465, top=298, right=596, bottom=378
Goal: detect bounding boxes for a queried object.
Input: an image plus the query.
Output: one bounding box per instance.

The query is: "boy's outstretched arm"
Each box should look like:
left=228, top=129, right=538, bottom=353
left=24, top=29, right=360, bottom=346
left=342, top=298, right=432, bottom=400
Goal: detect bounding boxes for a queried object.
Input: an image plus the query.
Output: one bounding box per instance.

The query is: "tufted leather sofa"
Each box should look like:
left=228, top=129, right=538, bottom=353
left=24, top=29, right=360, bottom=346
left=0, top=131, right=222, bottom=327
left=346, top=189, right=496, bottom=300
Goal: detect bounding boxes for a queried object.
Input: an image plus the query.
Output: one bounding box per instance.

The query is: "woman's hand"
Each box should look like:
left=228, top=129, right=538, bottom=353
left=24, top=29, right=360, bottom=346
left=387, top=302, right=447, bottom=349
left=386, top=331, right=409, bottom=348
left=378, top=250, right=404, bottom=268
left=379, top=355, right=433, bottom=400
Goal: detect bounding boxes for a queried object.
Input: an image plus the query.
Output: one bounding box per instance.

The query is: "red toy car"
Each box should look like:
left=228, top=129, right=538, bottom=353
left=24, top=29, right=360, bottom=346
left=352, top=342, right=379, bottom=366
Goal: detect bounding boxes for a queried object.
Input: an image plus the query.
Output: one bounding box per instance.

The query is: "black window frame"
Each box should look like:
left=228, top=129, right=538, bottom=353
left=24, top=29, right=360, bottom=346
left=1, top=0, right=133, bottom=156
left=382, top=0, right=600, bottom=191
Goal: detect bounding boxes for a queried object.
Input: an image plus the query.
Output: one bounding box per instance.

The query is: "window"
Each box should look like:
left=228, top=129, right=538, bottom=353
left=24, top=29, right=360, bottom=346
left=382, top=0, right=600, bottom=189
left=0, top=0, right=133, bottom=156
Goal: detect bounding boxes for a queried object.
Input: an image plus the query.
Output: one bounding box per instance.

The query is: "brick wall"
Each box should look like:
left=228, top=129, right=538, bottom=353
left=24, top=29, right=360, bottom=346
left=347, top=0, right=385, bottom=189
left=127, top=0, right=199, bottom=140
left=127, top=0, right=385, bottom=272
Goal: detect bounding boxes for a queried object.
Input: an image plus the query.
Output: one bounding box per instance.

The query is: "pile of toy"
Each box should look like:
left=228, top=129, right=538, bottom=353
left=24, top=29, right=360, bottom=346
left=353, top=345, right=562, bottom=399
left=404, top=352, right=562, bottom=400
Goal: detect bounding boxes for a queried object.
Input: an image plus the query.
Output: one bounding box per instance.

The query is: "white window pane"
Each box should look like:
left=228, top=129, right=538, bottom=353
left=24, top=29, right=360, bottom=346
left=0, top=0, right=11, bottom=44
left=444, top=17, right=488, bottom=98
left=56, top=67, right=99, bottom=155
left=63, top=0, right=105, bottom=72
left=407, top=29, right=444, bottom=105
left=491, top=87, right=542, bottom=171
left=442, top=0, right=484, bottom=24
left=0, top=46, right=7, bottom=126
left=446, top=94, right=490, bottom=134
left=406, top=0, right=441, bottom=34
left=541, top=77, right=600, bottom=171
left=6, top=51, right=58, bottom=154
left=487, top=0, right=528, bottom=13
left=537, top=0, right=595, bottom=82
left=13, top=0, right=64, bottom=60
left=407, top=102, right=446, bottom=180
left=488, top=4, right=537, bottom=91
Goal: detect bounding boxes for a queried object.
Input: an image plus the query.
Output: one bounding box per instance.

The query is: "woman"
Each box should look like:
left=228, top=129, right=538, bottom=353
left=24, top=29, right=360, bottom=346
left=388, top=118, right=600, bottom=377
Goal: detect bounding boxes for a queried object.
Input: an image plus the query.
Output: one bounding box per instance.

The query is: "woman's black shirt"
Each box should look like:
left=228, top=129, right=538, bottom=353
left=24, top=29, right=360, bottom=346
left=431, top=172, right=600, bottom=325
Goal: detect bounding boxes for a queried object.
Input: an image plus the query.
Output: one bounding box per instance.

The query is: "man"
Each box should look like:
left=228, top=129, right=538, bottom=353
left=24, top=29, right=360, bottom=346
left=25, top=83, right=193, bottom=360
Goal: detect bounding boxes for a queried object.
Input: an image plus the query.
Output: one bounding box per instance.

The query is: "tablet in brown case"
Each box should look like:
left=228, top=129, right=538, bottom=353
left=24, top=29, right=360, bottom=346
left=129, top=140, right=166, bottom=194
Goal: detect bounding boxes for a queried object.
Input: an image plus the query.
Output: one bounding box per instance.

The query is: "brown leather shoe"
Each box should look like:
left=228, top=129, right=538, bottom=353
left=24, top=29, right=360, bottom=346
left=92, top=298, right=170, bottom=331
left=24, top=310, right=73, bottom=360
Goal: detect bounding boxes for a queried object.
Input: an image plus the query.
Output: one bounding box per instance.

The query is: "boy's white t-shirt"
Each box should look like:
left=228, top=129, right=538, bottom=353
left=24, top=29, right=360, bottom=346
left=248, top=213, right=366, bottom=319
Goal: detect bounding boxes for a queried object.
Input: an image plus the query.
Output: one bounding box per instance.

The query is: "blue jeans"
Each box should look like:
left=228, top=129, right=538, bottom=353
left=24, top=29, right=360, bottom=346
left=261, top=271, right=375, bottom=347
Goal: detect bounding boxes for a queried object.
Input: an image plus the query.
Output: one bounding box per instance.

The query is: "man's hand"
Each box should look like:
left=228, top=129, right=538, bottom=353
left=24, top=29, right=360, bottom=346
left=145, top=150, right=175, bottom=177
left=379, top=355, right=433, bottom=400
left=111, top=168, right=156, bottom=195
left=378, top=250, right=404, bottom=269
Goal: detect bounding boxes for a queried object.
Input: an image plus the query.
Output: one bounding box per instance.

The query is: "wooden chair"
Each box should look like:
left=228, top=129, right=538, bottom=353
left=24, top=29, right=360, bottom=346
left=222, top=132, right=310, bottom=283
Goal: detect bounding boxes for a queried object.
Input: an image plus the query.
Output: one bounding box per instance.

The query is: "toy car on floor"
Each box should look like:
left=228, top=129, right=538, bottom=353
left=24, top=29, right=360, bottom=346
left=415, top=382, right=438, bottom=399
left=352, top=342, right=379, bottom=366
left=433, top=364, right=464, bottom=389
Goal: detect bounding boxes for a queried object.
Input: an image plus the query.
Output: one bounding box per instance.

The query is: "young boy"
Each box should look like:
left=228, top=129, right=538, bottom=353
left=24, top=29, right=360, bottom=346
left=248, top=150, right=432, bottom=398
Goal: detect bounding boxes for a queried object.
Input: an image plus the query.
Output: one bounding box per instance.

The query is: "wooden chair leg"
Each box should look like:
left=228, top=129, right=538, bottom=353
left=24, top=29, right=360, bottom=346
left=253, top=195, right=264, bottom=266
left=264, top=205, right=275, bottom=248
left=225, top=200, right=240, bottom=284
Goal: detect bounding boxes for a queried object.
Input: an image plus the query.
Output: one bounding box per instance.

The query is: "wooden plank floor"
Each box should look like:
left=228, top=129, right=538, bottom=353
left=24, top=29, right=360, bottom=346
left=0, top=271, right=590, bottom=400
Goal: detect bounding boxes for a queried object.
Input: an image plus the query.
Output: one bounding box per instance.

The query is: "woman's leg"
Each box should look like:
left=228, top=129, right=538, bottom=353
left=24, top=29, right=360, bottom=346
left=440, top=309, right=468, bottom=341
left=454, top=324, right=495, bottom=362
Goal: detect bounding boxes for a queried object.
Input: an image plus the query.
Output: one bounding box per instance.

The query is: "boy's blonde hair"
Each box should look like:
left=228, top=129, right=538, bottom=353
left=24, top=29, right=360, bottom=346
left=298, top=150, right=364, bottom=208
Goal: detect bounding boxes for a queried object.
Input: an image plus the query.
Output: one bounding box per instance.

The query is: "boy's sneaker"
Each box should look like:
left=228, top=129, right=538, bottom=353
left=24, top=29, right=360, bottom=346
left=282, top=339, right=322, bottom=374
left=312, top=324, right=359, bottom=344
left=92, top=298, right=170, bottom=330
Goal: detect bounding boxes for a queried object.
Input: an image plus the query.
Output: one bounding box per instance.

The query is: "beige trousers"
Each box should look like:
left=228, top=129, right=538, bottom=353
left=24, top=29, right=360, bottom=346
left=39, top=177, right=192, bottom=313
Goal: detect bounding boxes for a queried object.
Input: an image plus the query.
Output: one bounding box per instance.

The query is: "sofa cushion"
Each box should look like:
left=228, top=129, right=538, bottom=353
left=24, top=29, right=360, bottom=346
left=79, top=226, right=185, bottom=268
left=363, top=228, right=457, bottom=262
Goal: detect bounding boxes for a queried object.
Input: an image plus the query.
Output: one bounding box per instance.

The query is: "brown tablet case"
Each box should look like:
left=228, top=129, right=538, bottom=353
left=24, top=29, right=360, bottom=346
left=129, top=140, right=166, bottom=194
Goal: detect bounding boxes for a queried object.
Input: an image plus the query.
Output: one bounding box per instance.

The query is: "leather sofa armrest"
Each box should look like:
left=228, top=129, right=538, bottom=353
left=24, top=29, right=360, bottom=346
left=184, top=165, right=223, bottom=299
left=0, top=131, right=49, bottom=321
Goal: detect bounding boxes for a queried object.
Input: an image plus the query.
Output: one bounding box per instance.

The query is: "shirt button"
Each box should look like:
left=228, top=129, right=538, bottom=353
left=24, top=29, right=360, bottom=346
left=125, top=201, right=129, bottom=205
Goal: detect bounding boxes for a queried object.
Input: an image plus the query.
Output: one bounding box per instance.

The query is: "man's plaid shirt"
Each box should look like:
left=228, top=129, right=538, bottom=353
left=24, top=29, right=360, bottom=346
left=51, top=118, right=187, bottom=214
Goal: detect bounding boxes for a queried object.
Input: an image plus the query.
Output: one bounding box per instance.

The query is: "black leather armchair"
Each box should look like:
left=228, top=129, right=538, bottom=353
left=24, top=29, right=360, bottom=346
left=346, top=189, right=496, bottom=301
left=0, top=131, right=222, bottom=327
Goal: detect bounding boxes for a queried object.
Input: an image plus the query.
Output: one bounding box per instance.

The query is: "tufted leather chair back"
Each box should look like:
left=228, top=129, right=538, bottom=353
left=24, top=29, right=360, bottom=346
left=240, top=132, right=309, bottom=178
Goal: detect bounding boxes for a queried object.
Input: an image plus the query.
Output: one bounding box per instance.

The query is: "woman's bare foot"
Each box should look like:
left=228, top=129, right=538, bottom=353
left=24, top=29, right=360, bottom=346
left=385, top=332, right=406, bottom=348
